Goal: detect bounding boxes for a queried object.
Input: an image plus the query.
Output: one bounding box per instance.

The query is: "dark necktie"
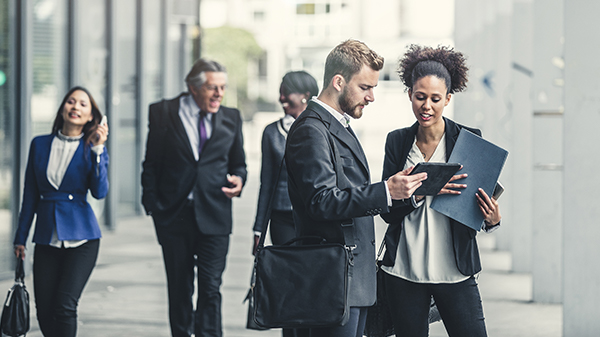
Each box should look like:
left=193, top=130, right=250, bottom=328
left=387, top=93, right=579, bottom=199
left=198, top=111, right=207, bottom=154
left=347, top=125, right=358, bottom=140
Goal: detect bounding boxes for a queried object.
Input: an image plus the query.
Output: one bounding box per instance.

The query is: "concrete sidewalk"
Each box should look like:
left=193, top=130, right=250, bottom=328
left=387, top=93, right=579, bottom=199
left=1, top=166, right=562, bottom=336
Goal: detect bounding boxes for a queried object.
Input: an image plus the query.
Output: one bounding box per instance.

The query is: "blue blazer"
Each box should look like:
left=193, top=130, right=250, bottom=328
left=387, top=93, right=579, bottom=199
left=14, top=134, right=109, bottom=246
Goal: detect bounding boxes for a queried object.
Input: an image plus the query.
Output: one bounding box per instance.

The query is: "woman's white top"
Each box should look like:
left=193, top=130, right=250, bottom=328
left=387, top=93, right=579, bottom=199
left=46, top=131, right=103, bottom=249
left=382, top=135, right=469, bottom=284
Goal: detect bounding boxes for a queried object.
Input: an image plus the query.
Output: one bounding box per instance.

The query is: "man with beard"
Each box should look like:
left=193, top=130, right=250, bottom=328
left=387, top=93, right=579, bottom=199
left=285, top=39, right=428, bottom=337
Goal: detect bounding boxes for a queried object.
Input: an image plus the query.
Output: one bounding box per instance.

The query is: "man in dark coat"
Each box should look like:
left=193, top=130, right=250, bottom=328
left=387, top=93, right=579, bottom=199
left=141, top=58, right=247, bottom=337
left=285, top=39, right=427, bottom=337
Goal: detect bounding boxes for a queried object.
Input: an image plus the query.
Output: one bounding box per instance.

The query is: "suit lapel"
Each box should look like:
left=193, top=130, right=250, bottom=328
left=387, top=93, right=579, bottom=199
left=38, top=136, right=55, bottom=190
left=309, top=103, right=370, bottom=176
left=401, top=118, right=459, bottom=166
left=399, top=122, right=419, bottom=169
left=167, top=96, right=195, bottom=160
left=443, top=117, right=460, bottom=160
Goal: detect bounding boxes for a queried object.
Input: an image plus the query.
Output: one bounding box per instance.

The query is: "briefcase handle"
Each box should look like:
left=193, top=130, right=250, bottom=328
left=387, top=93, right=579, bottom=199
left=14, top=258, right=24, bottom=283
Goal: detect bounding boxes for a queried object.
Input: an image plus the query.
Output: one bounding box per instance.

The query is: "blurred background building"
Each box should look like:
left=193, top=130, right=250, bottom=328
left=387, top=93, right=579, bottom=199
left=1, top=0, right=598, bottom=335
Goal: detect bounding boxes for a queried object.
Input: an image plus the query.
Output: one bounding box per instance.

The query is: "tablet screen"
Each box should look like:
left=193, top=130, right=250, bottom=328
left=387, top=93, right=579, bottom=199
left=410, top=162, right=461, bottom=195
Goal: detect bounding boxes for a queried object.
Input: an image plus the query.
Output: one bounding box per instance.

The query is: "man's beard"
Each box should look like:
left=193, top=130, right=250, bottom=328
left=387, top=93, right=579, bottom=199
left=338, top=87, right=364, bottom=119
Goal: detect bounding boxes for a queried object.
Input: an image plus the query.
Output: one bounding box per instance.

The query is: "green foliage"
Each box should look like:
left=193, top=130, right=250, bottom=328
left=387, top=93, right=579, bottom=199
left=202, top=26, right=262, bottom=115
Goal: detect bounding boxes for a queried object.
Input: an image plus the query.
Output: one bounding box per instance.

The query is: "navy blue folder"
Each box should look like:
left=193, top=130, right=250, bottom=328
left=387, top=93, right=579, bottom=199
left=430, top=129, right=508, bottom=231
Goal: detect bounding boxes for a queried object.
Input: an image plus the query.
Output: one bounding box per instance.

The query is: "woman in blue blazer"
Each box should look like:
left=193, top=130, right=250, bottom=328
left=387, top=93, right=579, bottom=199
left=13, top=86, right=109, bottom=337
left=379, top=46, right=501, bottom=337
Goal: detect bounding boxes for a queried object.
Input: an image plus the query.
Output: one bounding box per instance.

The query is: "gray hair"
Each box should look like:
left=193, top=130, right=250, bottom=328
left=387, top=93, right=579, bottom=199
left=185, top=58, right=227, bottom=89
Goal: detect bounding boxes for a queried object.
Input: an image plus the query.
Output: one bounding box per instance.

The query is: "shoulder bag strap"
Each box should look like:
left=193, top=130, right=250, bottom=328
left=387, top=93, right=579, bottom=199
left=256, top=155, right=285, bottom=249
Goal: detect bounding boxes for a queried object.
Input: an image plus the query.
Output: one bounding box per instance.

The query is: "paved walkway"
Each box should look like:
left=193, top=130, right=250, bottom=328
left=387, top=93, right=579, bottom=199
left=1, top=160, right=562, bottom=336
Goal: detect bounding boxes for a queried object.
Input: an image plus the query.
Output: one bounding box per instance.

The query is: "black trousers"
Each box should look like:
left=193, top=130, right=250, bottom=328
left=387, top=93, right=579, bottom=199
left=384, top=273, right=487, bottom=337
left=155, top=203, right=230, bottom=337
left=308, top=307, right=367, bottom=337
left=33, top=239, right=99, bottom=337
left=269, top=210, right=309, bottom=337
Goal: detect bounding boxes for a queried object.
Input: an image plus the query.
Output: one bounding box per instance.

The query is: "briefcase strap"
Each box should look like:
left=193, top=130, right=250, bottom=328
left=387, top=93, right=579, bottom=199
left=256, top=156, right=285, bottom=249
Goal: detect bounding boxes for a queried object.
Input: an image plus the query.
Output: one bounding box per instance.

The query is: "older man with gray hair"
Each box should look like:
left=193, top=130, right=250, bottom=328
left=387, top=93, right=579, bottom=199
left=142, top=58, right=247, bottom=337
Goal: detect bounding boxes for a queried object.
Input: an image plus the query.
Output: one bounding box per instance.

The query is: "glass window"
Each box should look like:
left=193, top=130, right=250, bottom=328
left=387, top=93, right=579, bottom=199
left=258, top=52, right=267, bottom=78
left=254, top=11, right=265, bottom=21
left=113, top=0, right=138, bottom=216
left=143, top=0, right=163, bottom=105
left=0, top=0, right=15, bottom=276
left=78, top=0, right=108, bottom=223
left=297, top=3, right=316, bottom=15
left=31, top=0, right=68, bottom=137
left=78, top=0, right=108, bottom=112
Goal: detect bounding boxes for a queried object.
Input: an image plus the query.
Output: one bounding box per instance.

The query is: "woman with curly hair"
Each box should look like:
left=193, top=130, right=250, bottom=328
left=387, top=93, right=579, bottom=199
left=379, top=45, right=501, bottom=336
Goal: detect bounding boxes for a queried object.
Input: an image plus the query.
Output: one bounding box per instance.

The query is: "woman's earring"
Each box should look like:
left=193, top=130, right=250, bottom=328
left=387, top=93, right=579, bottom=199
left=301, top=98, right=307, bottom=104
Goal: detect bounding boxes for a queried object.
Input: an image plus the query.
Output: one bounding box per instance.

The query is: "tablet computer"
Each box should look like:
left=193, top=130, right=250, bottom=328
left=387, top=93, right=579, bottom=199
left=410, top=162, right=462, bottom=196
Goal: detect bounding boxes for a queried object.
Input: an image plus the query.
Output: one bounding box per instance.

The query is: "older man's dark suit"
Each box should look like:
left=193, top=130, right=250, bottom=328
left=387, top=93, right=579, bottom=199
left=141, top=93, right=246, bottom=337
left=285, top=101, right=389, bottom=312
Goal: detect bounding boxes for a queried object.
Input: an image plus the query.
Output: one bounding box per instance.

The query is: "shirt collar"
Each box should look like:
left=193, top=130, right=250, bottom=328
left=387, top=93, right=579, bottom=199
left=184, top=94, right=214, bottom=121
left=311, top=97, right=351, bottom=128
left=57, top=130, right=84, bottom=142
left=281, top=114, right=295, bottom=131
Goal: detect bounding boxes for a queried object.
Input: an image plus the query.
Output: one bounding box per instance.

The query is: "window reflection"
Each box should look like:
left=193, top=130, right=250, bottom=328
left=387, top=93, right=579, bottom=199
left=0, top=0, right=14, bottom=276
left=31, top=0, right=68, bottom=137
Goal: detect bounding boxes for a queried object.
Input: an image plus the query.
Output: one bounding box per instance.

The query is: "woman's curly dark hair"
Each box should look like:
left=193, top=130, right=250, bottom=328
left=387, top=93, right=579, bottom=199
left=397, top=44, right=468, bottom=94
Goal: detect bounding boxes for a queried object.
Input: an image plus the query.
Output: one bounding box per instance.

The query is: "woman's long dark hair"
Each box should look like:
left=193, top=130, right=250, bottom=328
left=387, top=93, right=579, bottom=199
left=51, top=86, right=103, bottom=145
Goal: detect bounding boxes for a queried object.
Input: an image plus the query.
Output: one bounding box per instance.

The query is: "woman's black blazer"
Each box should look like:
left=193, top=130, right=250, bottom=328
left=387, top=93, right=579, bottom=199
left=380, top=117, right=483, bottom=276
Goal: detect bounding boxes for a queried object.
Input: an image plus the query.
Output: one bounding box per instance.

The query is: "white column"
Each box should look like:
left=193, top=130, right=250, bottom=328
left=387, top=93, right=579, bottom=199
left=507, top=0, right=534, bottom=273
left=531, top=0, right=564, bottom=304
left=453, top=0, right=486, bottom=126
left=486, top=0, right=514, bottom=253
left=563, top=0, right=600, bottom=334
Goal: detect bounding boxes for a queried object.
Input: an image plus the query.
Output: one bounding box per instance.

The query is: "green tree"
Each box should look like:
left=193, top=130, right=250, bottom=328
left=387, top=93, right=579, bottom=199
left=202, top=26, right=262, bottom=119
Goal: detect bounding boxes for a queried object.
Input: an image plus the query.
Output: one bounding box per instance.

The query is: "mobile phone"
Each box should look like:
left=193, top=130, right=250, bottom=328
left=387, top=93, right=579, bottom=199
left=100, top=115, right=108, bottom=126
left=492, top=181, right=504, bottom=200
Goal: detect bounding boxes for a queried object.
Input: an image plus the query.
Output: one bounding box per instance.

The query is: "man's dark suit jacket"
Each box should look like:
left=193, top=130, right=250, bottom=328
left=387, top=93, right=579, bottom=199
left=141, top=93, right=247, bottom=234
left=380, top=117, right=483, bottom=276
left=285, top=101, right=389, bottom=307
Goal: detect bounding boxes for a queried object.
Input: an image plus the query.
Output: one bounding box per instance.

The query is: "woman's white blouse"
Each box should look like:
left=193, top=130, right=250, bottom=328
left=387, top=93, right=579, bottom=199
left=382, top=135, right=469, bottom=284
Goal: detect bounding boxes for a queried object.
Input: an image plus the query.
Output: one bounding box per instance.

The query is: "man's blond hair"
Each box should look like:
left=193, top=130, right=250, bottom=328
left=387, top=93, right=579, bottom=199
left=323, top=39, right=384, bottom=88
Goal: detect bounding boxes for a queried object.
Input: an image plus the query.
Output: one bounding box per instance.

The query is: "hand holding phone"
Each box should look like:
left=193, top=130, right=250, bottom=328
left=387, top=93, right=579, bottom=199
left=94, top=115, right=109, bottom=145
